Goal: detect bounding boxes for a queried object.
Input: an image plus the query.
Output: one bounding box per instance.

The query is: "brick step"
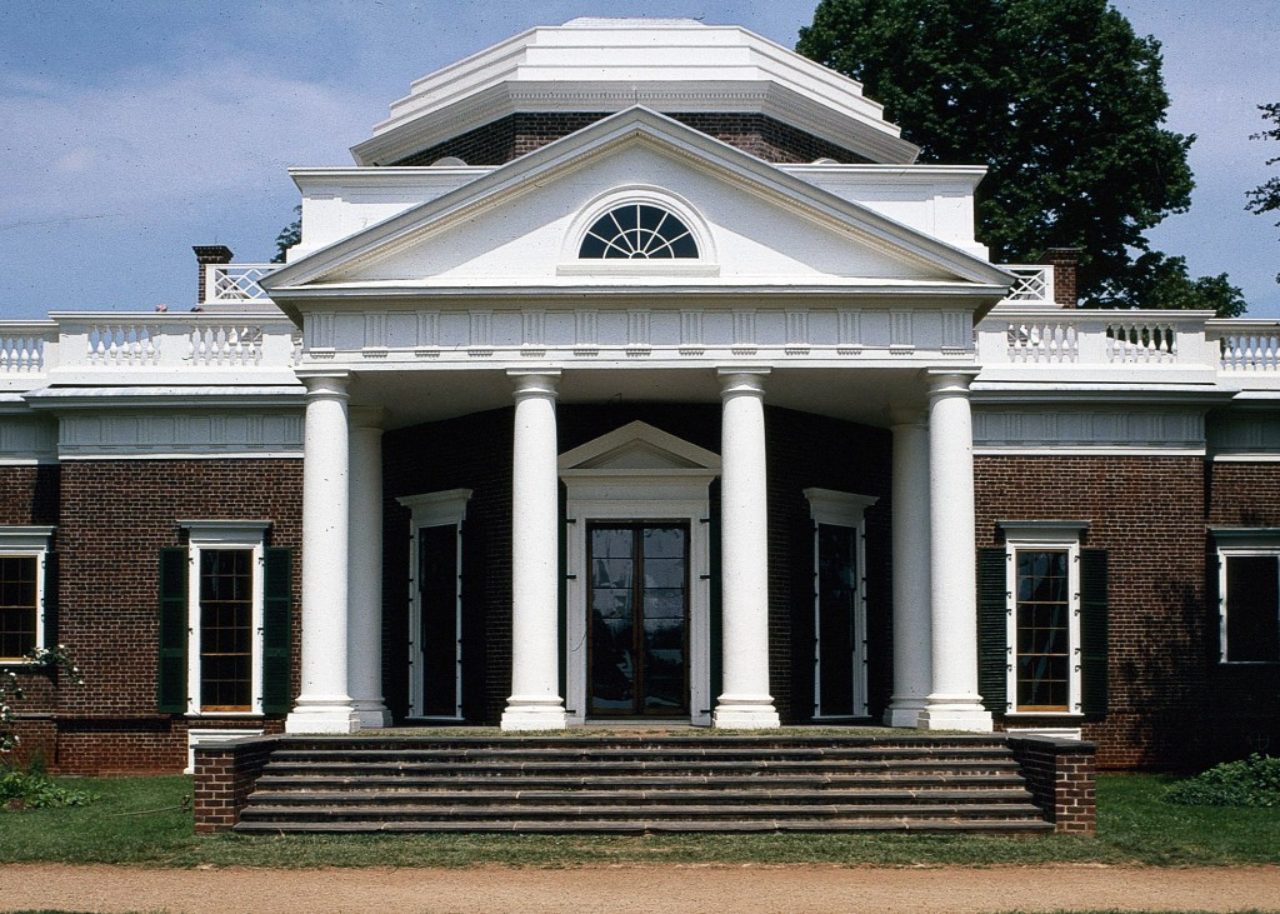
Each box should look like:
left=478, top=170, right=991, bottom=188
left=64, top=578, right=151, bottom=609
left=244, top=787, right=1032, bottom=807
left=274, top=736, right=1010, bottom=750
left=233, top=816, right=1054, bottom=835
left=237, top=800, right=1045, bottom=824
left=252, top=772, right=1028, bottom=791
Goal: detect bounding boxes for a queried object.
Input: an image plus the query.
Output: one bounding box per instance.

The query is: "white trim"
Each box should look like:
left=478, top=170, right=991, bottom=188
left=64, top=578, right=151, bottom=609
left=1212, top=529, right=1280, bottom=665
left=397, top=489, right=472, bottom=719
left=1006, top=725, right=1083, bottom=740
left=561, top=423, right=718, bottom=726
left=58, top=451, right=304, bottom=461
left=974, top=446, right=1207, bottom=457
left=0, top=526, right=55, bottom=663
left=181, top=521, right=269, bottom=717
left=1212, top=453, right=1280, bottom=463
left=1001, top=524, right=1084, bottom=716
left=803, top=488, right=877, bottom=719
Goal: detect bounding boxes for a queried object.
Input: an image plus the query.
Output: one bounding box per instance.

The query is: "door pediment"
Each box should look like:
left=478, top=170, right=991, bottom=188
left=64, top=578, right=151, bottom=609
left=559, top=420, right=720, bottom=474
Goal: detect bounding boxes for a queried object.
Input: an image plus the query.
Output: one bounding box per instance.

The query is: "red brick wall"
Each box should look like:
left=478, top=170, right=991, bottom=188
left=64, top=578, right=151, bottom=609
left=15, top=459, right=303, bottom=774
left=392, top=112, right=869, bottom=166
left=1008, top=735, right=1097, bottom=834
left=975, top=455, right=1210, bottom=769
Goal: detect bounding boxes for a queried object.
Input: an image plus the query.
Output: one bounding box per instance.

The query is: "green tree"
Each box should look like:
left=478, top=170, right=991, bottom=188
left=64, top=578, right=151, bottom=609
left=1246, top=102, right=1280, bottom=283
left=272, top=205, right=301, bottom=264
left=797, top=0, right=1245, bottom=316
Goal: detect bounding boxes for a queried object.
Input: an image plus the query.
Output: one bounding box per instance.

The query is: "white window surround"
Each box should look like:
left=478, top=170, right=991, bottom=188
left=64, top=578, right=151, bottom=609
left=803, top=488, right=877, bottom=719
left=559, top=421, right=720, bottom=726
left=397, top=489, right=472, bottom=719
left=998, top=521, right=1089, bottom=718
left=1211, top=527, right=1280, bottom=665
left=558, top=184, right=719, bottom=276
left=0, top=526, right=55, bottom=663
left=178, top=520, right=270, bottom=717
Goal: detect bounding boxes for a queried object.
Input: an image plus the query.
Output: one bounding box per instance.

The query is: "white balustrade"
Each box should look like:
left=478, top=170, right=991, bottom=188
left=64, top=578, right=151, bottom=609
left=87, top=323, right=161, bottom=366
left=205, top=264, right=276, bottom=305
left=1006, top=320, right=1078, bottom=363
left=1211, top=322, right=1280, bottom=373
left=1106, top=321, right=1177, bottom=364
left=188, top=324, right=265, bottom=366
left=0, top=325, right=55, bottom=375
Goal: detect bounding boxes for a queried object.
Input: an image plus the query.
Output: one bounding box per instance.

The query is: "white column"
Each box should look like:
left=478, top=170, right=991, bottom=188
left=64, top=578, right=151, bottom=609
left=286, top=372, right=358, bottom=734
left=713, top=368, right=780, bottom=729
left=917, top=371, right=992, bottom=732
left=348, top=407, right=391, bottom=728
left=885, top=407, right=933, bottom=728
left=501, top=370, right=567, bottom=730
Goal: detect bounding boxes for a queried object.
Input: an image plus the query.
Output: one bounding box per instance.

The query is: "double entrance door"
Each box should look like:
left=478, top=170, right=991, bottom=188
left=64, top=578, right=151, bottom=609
left=588, top=522, right=689, bottom=717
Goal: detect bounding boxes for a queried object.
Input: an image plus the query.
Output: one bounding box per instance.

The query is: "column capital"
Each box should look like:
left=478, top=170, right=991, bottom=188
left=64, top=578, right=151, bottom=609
left=348, top=406, right=386, bottom=430
left=297, top=369, right=350, bottom=399
left=718, top=367, right=770, bottom=398
left=924, top=368, right=979, bottom=399
left=888, top=404, right=927, bottom=428
left=507, top=369, right=561, bottom=400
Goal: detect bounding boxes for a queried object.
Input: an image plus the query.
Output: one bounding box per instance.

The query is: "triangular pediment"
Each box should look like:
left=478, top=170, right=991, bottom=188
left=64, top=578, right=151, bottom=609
left=262, top=108, right=1013, bottom=308
left=559, top=421, right=720, bottom=473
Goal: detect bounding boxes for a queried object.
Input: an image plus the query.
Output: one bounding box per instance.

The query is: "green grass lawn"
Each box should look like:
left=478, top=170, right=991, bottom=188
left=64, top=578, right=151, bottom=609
left=2, top=773, right=1278, bottom=868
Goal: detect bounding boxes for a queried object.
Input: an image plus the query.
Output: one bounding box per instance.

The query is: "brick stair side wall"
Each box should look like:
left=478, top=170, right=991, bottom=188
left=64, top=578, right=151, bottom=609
left=193, top=735, right=277, bottom=833
left=1007, top=735, right=1097, bottom=834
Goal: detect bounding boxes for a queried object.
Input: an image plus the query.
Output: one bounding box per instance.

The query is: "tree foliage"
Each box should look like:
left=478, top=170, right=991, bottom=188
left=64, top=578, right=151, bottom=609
left=797, top=0, right=1244, bottom=315
left=272, top=205, right=301, bottom=264
left=1246, top=102, right=1280, bottom=283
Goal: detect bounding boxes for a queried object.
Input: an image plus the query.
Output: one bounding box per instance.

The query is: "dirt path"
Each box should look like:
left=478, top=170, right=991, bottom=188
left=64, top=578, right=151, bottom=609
left=1, top=864, right=1279, bottom=914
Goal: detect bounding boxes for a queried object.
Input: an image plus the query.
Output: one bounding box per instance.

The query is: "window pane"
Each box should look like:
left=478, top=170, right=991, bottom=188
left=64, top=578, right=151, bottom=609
left=199, top=549, right=253, bottom=711
left=1226, top=556, right=1280, bottom=662
left=579, top=206, right=698, bottom=259
left=0, top=555, right=37, bottom=659
left=1015, top=548, right=1071, bottom=711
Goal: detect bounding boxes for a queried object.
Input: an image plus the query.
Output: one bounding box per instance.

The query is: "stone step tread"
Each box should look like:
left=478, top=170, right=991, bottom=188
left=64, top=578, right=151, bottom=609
left=246, top=786, right=1031, bottom=803
left=254, top=774, right=1028, bottom=790
left=259, top=752, right=1018, bottom=768
left=238, top=801, right=1045, bottom=821
left=233, top=816, right=1053, bottom=835
left=278, top=736, right=1010, bottom=748
left=269, top=746, right=1013, bottom=760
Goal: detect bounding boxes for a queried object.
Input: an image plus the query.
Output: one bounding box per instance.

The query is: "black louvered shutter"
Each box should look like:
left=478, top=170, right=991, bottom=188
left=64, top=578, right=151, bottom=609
left=1080, top=548, right=1109, bottom=717
left=157, top=547, right=189, bottom=713
left=43, top=551, right=59, bottom=651
left=976, top=547, right=1009, bottom=714
left=262, top=548, right=292, bottom=714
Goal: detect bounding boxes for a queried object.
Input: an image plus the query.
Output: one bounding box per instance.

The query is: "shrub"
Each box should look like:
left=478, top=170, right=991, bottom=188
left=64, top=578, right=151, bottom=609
left=1164, top=754, right=1280, bottom=808
left=0, top=768, right=97, bottom=810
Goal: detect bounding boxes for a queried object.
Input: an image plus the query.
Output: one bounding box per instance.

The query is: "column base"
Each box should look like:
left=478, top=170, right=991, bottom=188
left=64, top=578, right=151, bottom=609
left=712, top=695, right=780, bottom=729
left=500, top=696, right=568, bottom=731
left=351, top=699, right=392, bottom=729
left=285, top=697, right=359, bottom=734
left=883, top=698, right=927, bottom=729
left=916, top=695, right=993, bottom=732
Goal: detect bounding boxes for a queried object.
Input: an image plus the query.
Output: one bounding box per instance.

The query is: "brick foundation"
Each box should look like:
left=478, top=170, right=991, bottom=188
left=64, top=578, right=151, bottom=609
left=1007, top=734, right=1097, bottom=834
left=192, top=734, right=277, bottom=833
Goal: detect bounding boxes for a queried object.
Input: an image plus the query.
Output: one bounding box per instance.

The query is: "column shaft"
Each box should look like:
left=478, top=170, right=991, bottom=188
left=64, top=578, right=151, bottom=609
left=713, top=369, right=780, bottom=728
left=286, top=373, right=358, bottom=734
left=501, top=371, right=567, bottom=730
left=348, top=409, right=391, bottom=728
left=918, top=371, right=992, bottom=732
left=885, top=411, right=932, bottom=727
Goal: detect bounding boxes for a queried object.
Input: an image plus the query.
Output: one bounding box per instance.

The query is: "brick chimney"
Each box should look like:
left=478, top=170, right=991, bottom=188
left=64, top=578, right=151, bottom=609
left=1045, top=247, right=1081, bottom=308
left=193, top=245, right=234, bottom=307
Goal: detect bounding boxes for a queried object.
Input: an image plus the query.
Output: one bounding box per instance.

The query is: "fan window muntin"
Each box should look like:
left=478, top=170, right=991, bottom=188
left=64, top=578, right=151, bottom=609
left=580, top=204, right=698, bottom=259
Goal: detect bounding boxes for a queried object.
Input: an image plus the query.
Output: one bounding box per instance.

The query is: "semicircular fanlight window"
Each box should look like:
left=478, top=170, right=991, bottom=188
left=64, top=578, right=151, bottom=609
left=579, top=204, right=699, bottom=259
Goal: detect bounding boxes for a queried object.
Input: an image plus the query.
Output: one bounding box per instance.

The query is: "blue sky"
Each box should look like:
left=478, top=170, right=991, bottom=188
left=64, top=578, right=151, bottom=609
left=2, top=0, right=1277, bottom=319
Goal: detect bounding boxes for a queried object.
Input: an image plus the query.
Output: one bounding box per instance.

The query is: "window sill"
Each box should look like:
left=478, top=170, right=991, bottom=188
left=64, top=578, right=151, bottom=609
left=185, top=711, right=265, bottom=719
left=1002, top=711, right=1084, bottom=719
left=1218, top=660, right=1280, bottom=666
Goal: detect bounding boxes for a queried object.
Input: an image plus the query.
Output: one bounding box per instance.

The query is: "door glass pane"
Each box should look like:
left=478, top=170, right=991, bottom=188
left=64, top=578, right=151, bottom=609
left=420, top=524, right=458, bottom=716
left=589, top=524, right=688, bottom=716
left=817, top=524, right=856, bottom=716
left=199, top=549, right=253, bottom=711
left=1015, top=549, right=1070, bottom=710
